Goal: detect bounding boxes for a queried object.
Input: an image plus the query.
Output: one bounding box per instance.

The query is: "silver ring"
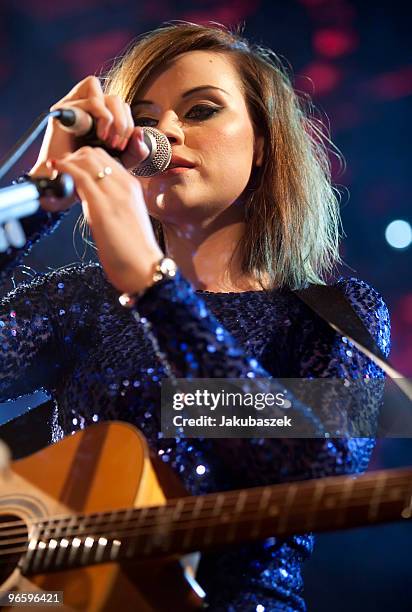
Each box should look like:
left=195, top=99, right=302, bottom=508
left=96, top=166, right=113, bottom=180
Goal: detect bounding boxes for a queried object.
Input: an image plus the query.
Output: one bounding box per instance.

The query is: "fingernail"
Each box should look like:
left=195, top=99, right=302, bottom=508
left=98, top=125, right=108, bottom=141
left=46, top=159, right=56, bottom=169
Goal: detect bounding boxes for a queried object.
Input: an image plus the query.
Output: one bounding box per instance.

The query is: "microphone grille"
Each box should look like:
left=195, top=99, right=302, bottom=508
left=132, top=127, right=172, bottom=177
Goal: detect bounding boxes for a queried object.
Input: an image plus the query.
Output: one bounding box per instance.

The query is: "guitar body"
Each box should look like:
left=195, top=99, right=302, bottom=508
left=2, top=422, right=410, bottom=611
left=0, top=422, right=204, bottom=611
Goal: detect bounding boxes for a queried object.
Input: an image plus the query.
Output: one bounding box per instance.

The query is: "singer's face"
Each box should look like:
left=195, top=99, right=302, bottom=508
left=132, top=51, right=263, bottom=226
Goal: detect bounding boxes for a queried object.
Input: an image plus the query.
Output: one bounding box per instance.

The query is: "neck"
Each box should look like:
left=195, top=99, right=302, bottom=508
left=160, top=207, right=263, bottom=293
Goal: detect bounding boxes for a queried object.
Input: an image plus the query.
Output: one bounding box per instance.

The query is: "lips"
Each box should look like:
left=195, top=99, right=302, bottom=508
left=168, top=156, right=195, bottom=169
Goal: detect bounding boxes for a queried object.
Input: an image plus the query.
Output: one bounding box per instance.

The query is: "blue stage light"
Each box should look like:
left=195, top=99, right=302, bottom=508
left=385, top=219, right=412, bottom=249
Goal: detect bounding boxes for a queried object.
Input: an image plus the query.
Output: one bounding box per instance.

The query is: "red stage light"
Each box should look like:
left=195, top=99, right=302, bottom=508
left=313, top=29, right=358, bottom=58
left=366, top=67, right=412, bottom=100
left=300, top=62, right=342, bottom=96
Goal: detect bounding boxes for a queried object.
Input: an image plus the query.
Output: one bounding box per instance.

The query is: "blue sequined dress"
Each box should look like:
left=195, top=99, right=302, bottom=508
left=0, top=209, right=391, bottom=611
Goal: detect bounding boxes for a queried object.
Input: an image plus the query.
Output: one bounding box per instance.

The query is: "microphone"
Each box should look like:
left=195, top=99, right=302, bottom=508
left=56, top=107, right=172, bottom=177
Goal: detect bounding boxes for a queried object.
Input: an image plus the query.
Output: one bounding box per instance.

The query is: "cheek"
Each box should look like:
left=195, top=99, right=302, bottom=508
left=204, top=123, right=255, bottom=180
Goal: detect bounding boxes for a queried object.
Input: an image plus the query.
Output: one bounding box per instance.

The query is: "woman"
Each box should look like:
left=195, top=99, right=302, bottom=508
left=0, top=22, right=390, bottom=611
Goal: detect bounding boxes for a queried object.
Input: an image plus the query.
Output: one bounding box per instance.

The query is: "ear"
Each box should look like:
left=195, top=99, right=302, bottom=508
left=254, top=134, right=264, bottom=167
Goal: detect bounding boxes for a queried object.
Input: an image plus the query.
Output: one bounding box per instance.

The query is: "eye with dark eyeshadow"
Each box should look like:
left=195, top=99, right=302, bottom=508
left=133, top=117, right=156, bottom=127
left=134, top=104, right=222, bottom=126
left=185, top=104, right=222, bottom=120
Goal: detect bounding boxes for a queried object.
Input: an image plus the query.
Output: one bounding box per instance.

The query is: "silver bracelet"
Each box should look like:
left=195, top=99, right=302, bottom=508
left=118, top=256, right=178, bottom=308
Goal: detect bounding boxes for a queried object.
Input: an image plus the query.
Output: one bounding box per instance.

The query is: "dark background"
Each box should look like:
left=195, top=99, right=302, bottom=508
left=0, top=0, right=411, bottom=609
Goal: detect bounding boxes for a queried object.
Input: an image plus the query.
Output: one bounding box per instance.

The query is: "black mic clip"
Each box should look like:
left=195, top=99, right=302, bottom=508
left=31, top=173, right=75, bottom=199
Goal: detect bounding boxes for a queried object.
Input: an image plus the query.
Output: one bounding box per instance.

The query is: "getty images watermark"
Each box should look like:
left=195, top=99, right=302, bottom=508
left=172, top=388, right=292, bottom=427
left=160, top=378, right=409, bottom=438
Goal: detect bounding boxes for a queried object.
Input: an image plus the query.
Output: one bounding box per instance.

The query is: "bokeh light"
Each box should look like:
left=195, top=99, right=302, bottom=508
left=385, top=219, right=412, bottom=249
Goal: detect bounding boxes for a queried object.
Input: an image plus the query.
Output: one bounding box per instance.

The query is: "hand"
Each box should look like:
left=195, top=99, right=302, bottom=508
left=29, top=75, right=146, bottom=213
left=50, top=145, right=164, bottom=295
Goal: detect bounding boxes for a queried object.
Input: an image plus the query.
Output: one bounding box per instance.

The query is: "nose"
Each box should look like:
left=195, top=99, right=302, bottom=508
left=156, top=110, right=184, bottom=145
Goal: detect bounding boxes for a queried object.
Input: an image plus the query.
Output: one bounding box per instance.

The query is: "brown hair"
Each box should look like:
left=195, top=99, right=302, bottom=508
left=102, top=21, right=343, bottom=290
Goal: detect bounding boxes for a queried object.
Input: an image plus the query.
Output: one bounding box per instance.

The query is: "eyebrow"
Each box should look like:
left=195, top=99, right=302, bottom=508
left=132, top=85, right=230, bottom=108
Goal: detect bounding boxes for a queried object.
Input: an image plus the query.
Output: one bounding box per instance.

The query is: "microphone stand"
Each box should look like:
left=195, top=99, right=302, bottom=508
left=0, top=108, right=75, bottom=251
left=0, top=173, right=74, bottom=251
left=0, top=111, right=75, bottom=448
left=0, top=110, right=64, bottom=182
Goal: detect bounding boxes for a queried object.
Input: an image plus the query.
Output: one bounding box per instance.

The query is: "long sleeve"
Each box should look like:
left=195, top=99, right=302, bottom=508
left=0, top=207, right=68, bottom=287
left=133, top=272, right=390, bottom=611
left=0, top=263, right=100, bottom=403
left=136, top=270, right=278, bottom=379
left=0, top=271, right=61, bottom=401
left=135, top=272, right=390, bottom=486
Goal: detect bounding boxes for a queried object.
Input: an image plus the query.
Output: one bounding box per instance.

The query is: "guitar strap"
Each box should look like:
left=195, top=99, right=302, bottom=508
left=293, top=284, right=412, bottom=401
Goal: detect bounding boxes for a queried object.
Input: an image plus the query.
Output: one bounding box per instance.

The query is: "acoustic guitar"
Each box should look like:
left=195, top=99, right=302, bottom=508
left=0, top=421, right=411, bottom=611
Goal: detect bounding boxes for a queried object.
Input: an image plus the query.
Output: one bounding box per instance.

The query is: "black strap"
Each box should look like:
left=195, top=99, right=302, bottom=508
left=294, top=284, right=412, bottom=401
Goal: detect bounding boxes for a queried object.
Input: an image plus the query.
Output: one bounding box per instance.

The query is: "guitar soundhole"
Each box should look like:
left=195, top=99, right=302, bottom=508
left=0, top=514, right=28, bottom=584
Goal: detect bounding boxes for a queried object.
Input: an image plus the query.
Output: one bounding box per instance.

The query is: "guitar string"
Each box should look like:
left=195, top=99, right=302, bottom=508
left=0, top=491, right=409, bottom=566
left=0, top=471, right=412, bottom=537
left=0, top=483, right=410, bottom=561
left=1, top=466, right=410, bottom=534
left=1, top=493, right=410, bottom=564
left=0, top=471, right=410, bottom=542
left=0, top=487, right=409, bottom=564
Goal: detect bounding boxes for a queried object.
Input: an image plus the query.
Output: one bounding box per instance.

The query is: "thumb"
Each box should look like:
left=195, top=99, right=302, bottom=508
left=120, top=127, right=150, bottom=171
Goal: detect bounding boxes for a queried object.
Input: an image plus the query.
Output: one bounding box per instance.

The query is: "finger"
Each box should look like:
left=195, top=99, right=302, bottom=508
left=104, top=96, right=134, bottom=150
left=60, top=144, right=115, bottom=166
left=120, top=127, right=150, bottom=170
left=51, top=76, right=111, bottom=141
left=51, top=97, right=115, bottom=142
left=123, top=102, right=136, bottom=142
left=50, top=153, right=101, bottom=202
left=76, top=145, right=124, bottom=174
left=55, top=146, right=125, bottom=196
left=51, top=75, right=104, bottom=108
